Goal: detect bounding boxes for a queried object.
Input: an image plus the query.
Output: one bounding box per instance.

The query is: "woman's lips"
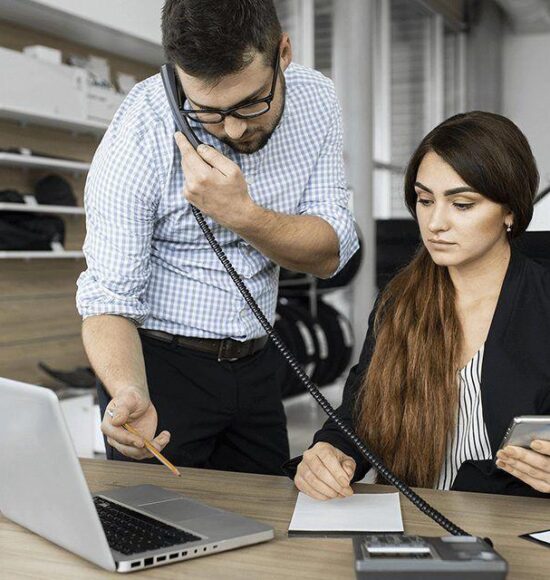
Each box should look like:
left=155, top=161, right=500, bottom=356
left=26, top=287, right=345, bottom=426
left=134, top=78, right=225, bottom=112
left=428, top=239, right=456, bottom=246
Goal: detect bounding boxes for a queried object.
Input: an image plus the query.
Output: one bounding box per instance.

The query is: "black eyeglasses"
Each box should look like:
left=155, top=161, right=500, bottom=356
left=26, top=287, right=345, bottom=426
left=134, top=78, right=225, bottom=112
left=175, top=50, right=281, bottom=125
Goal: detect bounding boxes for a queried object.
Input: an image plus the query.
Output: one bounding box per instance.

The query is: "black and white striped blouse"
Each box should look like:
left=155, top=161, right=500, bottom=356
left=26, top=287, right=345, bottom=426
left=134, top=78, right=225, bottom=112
left=437, top=344, right=493, bottom=490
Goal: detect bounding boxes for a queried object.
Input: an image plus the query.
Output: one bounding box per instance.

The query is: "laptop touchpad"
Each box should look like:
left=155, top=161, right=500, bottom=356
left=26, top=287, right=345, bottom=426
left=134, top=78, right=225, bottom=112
left=143, top=498, right=217, bottom=523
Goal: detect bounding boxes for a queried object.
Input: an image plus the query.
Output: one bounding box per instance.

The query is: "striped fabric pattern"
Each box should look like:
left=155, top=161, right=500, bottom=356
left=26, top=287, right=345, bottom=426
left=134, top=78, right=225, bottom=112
left=437, top=344, right=493, bottom=490
left=76, top=63, right=358, bottom=340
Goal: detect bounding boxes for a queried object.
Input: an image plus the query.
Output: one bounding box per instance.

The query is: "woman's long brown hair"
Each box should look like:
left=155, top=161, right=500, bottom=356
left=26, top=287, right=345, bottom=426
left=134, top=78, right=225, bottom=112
left=355, top=112, right=538, bottom=487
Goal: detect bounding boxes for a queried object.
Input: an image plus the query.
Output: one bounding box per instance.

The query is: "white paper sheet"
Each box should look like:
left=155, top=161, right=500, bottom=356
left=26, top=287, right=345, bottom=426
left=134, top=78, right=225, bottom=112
left=529, top=530, right=550, bottom=544
left=289, top=492, right=404, bottom=533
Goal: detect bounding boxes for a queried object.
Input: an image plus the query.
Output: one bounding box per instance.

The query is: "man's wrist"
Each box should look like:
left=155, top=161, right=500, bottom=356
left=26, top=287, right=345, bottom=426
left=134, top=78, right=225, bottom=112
left=107, top=383, right=149, bottom=401
left=230, top=199, right=268, bottom=236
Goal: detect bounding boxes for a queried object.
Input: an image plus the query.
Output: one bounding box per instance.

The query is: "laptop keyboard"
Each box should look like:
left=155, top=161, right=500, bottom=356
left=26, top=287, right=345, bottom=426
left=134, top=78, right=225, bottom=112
left=94, top=497, right=202, bottom=555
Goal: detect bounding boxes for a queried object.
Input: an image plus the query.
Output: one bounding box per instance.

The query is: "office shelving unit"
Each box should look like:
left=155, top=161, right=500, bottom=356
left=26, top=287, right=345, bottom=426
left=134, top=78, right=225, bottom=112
left=0, top=105, right=108, bottom=136
left=0, top=107, right=97, bottom=259
left=0, top=194, right=85, bottom=216
left=0, top=250, right=84, bottom=259
left=0, top=152, right=91, bottom=174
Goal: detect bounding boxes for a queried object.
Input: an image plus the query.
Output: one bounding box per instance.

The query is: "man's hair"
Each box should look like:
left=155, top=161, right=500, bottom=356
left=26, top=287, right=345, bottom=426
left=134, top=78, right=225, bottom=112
left=162, top=0, right=282, bottom=83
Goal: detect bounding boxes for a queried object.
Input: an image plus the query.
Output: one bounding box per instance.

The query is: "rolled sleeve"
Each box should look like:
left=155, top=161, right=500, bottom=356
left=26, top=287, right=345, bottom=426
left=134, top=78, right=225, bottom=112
left=297, top=88, right=359, bottom=275
left=76, top=119, right=160, bottom=324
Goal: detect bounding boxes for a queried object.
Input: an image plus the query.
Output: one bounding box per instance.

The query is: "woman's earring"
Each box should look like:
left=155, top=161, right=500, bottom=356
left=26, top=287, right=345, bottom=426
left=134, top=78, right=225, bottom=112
left=506, top=223, right=512, bottom=233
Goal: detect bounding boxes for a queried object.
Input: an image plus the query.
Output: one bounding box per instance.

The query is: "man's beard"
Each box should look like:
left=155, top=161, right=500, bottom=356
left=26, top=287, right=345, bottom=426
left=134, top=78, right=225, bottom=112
left=221, top=80, right=286, bottom=155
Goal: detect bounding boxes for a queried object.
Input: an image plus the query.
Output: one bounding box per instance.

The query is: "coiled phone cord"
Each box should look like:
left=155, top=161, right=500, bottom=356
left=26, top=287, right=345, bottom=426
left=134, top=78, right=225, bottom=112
left=190, top=205, right=468, bottom=537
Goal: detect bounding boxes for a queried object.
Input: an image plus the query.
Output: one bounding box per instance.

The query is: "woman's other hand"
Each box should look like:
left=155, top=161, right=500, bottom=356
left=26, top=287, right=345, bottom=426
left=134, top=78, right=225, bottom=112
left=496, top=440, right=550, bottom=493
left=294, top=442, right=356, bottom=500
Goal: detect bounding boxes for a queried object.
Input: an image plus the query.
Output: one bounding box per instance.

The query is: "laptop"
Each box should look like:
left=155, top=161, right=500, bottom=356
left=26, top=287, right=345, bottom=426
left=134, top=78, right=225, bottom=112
left=0, top=377, right=274, bottom=572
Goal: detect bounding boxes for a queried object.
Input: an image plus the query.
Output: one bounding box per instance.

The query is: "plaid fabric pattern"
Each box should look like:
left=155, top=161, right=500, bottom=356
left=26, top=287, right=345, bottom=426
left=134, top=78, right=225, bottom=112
left=76, top=63, right=358, bottom=340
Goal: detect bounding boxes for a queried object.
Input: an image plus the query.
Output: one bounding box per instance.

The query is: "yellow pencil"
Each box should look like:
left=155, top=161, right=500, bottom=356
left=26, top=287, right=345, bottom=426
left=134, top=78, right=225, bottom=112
left=107, top=409, right=181, bottom=477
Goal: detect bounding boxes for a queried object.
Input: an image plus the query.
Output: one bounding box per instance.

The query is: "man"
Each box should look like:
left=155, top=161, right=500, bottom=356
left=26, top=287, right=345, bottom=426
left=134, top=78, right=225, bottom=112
left=77, top=0, right=358, bottom=475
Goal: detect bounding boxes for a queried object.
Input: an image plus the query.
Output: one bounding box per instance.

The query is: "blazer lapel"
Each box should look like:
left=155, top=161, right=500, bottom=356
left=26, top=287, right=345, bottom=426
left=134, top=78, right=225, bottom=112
left=480, top=248, right=527, bottom=453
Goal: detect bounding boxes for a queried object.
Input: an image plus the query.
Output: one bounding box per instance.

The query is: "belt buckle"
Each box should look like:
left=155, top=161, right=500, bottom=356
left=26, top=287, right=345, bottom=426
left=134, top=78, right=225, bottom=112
left=217, top=339, right=238, bottom=362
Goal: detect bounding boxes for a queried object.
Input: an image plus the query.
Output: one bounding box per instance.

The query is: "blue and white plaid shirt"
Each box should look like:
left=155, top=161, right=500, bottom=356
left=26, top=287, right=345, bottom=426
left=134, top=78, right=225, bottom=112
left=76, top=63, right=358, bottom=340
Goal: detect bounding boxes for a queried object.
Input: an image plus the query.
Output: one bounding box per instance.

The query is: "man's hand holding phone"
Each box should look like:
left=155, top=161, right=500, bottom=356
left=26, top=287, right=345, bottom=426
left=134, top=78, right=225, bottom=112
left=101, top=386, right=171, bottom=460
left=174, top=131, right=256, bottom=231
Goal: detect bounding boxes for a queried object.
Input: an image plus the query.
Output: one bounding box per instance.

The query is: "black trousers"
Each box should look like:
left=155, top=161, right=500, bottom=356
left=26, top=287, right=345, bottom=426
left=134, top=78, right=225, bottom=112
left=97, top=332, right=290, bottom=475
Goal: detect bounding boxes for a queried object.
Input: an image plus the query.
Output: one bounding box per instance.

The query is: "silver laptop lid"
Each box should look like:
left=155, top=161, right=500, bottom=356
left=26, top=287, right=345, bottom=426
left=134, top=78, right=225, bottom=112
left=0, top=377, right=116, bottom=572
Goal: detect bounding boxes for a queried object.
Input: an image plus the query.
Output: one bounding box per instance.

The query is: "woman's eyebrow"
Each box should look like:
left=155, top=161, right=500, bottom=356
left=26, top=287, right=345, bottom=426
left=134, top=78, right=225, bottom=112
left=414, top=181, right=479, bottom=196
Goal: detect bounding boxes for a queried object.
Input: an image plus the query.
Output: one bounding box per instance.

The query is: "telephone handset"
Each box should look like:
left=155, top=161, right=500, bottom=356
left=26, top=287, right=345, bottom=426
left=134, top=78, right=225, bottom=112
left=160, top=63, right=203, bottom=149
left=159, top=63, right=477, bottom=541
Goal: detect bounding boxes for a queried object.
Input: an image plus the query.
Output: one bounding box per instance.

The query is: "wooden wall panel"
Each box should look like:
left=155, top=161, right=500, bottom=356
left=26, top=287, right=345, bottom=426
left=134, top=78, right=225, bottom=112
left=0, top=119, right=99, bottom=164
left=0, top=260, right=85, bottom=298
left=0, top=295, right=81, bottom=345
left=0, top=336, right=87, bottom=386
left=0, top=19, right=157, bottom=384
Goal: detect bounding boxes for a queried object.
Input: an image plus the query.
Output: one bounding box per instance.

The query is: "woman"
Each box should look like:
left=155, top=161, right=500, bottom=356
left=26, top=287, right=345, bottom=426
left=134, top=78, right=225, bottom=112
left=290, top=111, right=550, bottom=498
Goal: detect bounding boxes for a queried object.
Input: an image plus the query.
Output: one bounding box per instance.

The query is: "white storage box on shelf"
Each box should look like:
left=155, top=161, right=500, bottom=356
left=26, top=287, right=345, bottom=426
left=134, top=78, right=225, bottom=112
left=86, top=85, right=125, bottom=124
left=0, top=47, right=86, bottom=122
left=23, top=44, right=62, bottom=65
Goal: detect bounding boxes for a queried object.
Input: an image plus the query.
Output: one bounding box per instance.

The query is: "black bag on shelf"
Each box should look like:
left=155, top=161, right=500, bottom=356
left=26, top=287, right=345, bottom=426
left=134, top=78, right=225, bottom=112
left=34, top=174, right=77, bottom=206
left=0, top=214, right=65, bottom=250
left=0, top=189, right=25, bottom=205
left=0, top=189, right=66, bottom=250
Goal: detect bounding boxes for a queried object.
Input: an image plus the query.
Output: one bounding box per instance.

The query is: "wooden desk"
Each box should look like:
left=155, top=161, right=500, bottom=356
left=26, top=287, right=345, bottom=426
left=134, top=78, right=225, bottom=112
left=1, top=458, right=549, bottom=579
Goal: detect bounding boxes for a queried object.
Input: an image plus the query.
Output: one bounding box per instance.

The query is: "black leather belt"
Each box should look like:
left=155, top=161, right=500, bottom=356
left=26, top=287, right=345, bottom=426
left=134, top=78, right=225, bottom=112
left=139, top=329, right=268, bottom=361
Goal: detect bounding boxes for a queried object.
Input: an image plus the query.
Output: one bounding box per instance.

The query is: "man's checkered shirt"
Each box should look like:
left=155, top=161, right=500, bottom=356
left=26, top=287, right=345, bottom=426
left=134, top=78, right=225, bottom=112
left=76, top=63, right=359, bottom=340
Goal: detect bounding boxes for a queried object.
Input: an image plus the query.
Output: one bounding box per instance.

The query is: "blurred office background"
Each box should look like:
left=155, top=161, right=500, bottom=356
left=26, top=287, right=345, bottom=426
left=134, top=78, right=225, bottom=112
left=0, top=0, right=548, bottom=458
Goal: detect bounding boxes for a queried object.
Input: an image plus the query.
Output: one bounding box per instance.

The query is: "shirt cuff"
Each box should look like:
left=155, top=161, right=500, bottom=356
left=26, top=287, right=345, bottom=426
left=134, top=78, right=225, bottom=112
left=300, top=208, right=359, bottom=276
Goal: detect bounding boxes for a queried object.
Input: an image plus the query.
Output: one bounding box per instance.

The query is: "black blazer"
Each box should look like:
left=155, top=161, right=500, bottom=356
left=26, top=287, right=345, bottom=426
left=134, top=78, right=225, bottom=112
left=285, top=249, right=550, bottom=497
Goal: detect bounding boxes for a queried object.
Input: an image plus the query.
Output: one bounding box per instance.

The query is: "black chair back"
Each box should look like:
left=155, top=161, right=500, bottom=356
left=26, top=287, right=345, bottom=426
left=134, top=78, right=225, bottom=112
left=513, top=231, right=550, bottom=270
left=376, top=221, right=550, bottom=292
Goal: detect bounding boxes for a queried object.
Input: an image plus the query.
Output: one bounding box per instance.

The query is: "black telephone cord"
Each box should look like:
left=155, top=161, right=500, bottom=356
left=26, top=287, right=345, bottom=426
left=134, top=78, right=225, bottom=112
left=191, top=205, right=468, bottom=537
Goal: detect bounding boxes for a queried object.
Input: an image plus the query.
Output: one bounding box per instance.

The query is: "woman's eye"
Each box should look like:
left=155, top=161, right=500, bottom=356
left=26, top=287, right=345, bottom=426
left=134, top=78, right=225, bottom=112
left=454, top=203, right=474, bottom=211
left=417, top=198, right=432, bottom=206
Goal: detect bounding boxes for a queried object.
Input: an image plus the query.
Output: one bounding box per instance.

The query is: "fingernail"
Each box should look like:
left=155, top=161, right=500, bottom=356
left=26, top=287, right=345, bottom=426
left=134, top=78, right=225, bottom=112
left=197, top=144, right=208, bottom=154
left=531, top=440, right=542, bottom=450
left=339, top=478, right=348, bottom=486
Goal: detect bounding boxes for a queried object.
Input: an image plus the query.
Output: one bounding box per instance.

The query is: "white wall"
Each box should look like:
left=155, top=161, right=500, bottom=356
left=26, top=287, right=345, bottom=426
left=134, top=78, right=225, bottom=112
left=27, top=0, right=164, bottom=44
left=0, top=0, right=164, bottom=64
left=503, top=31, right=550, bottom=230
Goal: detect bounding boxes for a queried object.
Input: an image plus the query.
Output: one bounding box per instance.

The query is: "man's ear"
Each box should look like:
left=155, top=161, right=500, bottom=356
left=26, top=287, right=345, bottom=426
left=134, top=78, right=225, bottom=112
left=280, top=32, right=293, bottom=72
